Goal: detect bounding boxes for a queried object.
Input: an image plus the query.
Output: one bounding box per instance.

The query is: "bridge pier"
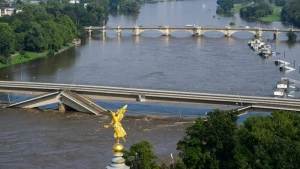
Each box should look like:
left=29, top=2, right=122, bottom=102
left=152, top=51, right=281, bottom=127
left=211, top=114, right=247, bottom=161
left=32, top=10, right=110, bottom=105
left=273, top=30, right=279, bottom=39
left=102, top=30, right=106, bottom=37
left=116, top=28, right=121, bottom=36
left=133, top=27, right=141, bottom=36
left=193, top=28, right=201, bottom=36
left=226, top=30, right=233, bottom=37
left=137, top=95, right=146, bottom=102
left=88, top=29, right=93, bottom=38
left=163, top=27, right=170, bottom=36
left=58, top=102, right=67, bottom=112
left=255, top=28, right=263, bottom=38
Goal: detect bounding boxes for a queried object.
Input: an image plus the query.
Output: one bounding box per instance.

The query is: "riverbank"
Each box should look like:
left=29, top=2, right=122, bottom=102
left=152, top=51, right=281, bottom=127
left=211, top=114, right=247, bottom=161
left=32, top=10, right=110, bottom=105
left=0, top=40, right=80, bottom=69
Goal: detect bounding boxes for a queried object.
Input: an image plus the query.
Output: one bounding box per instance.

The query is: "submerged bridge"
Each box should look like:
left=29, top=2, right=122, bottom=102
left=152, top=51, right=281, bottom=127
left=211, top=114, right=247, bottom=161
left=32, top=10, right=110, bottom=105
left=3, top=89, right=107, bottom=115
left=1, top=81, right=300, bottom=113
left=84, top=25, right=300, bottom=38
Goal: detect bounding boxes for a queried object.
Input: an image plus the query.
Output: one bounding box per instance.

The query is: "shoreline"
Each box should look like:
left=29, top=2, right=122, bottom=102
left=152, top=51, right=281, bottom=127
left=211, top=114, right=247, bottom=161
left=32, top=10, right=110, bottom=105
left=0, top=39, right=81, bottom=69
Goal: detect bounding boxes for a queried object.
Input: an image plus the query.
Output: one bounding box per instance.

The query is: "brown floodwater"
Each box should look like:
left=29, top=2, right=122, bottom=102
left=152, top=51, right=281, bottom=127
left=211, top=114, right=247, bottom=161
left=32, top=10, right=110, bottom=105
left=0, top=107, right=193, bottom=169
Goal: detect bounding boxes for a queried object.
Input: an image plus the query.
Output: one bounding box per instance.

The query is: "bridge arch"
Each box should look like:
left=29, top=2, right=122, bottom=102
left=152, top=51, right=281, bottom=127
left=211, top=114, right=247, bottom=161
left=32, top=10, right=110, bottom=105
left=229, top=30, right=256, bottom=37
left=137, top=29, right=167, bottom=35
left=201, top=30, right=228, bottom=36
left=169, top=29, right=195, bottom=35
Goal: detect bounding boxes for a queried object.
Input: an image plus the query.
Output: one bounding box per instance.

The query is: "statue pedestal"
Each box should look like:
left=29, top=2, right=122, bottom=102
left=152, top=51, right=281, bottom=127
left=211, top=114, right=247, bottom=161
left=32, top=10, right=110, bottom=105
left=106, top=154, right=130, bottom=169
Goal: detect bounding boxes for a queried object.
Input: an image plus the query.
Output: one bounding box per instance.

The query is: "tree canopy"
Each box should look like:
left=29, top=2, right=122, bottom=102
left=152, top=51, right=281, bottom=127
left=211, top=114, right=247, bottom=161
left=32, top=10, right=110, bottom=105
left=124, top=140, right=159, bottom=169
left=177, top=110, right=300, bottom=169
left=281, top=0, right=300, bottom=26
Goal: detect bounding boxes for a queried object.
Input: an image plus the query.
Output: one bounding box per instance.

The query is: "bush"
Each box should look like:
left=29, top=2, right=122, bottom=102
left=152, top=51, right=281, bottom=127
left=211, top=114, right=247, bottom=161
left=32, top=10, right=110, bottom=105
left=0, top=56, right=8, bottom=64
left=47, top=50, right=55, bottom=56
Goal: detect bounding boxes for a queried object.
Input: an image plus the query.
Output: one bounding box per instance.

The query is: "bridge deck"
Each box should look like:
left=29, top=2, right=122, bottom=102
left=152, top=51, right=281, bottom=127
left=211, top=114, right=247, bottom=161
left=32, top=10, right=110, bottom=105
left=61, top=91, right=107, bottom=115
left=0, top=81, right=300, bottom=112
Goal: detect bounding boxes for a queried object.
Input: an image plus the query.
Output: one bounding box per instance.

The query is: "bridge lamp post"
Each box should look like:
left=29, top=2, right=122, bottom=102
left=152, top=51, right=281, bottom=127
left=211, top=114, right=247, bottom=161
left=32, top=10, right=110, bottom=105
left=228, top=88, right=230, bottom=94
left=138, top=83, right=140, bottom=88
left=168, top=85, right=170, bottom=91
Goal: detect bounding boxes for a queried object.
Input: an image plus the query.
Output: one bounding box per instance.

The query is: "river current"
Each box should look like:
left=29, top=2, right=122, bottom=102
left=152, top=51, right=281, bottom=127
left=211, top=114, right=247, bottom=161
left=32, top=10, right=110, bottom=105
left=0, top=0, right=299, bottom=168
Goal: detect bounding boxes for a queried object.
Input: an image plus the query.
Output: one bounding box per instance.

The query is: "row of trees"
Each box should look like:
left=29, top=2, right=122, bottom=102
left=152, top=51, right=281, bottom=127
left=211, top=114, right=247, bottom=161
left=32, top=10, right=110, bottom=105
left=109, top=0, right=140, bottom=13
left=0, top=0, right=115, bottom=62
left=125, top=110, right=300, bottom=168
left=281, top=0, right=300, bottom=26
left=0, top=3, right=80, bottom=60
left=216, top=0, right=234, bottom=13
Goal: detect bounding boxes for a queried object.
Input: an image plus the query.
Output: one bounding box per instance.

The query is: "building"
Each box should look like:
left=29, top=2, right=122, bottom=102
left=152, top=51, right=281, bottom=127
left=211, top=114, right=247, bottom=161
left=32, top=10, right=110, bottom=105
left=0, top=8, right=22, bottom=17
left=69, top=0, right=80, bottom=3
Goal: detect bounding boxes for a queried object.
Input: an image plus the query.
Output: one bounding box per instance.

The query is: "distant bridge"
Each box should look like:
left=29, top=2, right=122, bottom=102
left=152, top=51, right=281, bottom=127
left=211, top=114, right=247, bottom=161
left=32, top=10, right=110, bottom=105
left=84, top=25, right=300, bottom=38
left=1, top=81, right=300, bottom=113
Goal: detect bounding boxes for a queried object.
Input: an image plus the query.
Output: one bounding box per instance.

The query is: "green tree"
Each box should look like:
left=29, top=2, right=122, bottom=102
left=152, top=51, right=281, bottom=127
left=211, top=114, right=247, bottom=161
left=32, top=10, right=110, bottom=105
left=124, top=140, right=159, bottom=169
left=41, top=21, right=63, bottom=50
left=14, top=32, right=25, bottom=52
left=57, top=15, right=78, bottom=44
left=24, top=22, right=48, bottom=52
left=0, top=23, right=15, bottom=57
left=281, top=0, right=300, bottom=26
left=286, top=30, right=297, bottom=41
left=234, top=111, right=300, bottom=168
left=177, top=110, right=238, bottom=169
left=172, top=157, right=186, bottom=169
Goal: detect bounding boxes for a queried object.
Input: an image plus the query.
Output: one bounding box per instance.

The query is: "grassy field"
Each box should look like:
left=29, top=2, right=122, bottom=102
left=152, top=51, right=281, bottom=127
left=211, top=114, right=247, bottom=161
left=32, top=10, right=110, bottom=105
left=0, top=44, right=75, bottom=68
left=259, top=5, right=282, bottom=22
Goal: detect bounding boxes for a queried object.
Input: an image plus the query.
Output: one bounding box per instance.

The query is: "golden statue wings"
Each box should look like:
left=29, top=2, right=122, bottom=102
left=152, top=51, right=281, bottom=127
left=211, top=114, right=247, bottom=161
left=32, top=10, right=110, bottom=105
left=104, top=105, right=128, bottom=143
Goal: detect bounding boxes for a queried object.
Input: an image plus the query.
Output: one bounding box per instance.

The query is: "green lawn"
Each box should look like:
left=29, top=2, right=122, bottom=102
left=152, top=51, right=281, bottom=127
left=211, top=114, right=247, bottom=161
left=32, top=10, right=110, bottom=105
left=0, top=44, right=74, bottom=68
left=259, top=5, right=282, bottom=22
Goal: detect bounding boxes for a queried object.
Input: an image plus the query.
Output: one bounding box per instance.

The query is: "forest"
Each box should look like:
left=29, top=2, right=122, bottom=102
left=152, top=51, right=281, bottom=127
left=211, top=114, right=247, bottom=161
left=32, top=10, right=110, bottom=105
left=0, top=0, right=141, bottom=65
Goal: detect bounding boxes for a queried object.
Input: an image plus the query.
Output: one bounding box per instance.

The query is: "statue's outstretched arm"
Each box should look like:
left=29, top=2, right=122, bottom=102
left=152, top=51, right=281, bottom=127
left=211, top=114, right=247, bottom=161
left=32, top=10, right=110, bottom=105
left=104, top=121, right=113, bottom=128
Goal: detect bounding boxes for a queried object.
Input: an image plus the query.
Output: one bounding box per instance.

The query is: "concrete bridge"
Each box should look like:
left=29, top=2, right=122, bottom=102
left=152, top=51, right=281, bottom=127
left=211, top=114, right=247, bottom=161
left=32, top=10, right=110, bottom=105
left=1, top=81, right=300, bottom=113
left=84, top=25, right=300, bottom=38
left=3, top=89, right=107, bottom=115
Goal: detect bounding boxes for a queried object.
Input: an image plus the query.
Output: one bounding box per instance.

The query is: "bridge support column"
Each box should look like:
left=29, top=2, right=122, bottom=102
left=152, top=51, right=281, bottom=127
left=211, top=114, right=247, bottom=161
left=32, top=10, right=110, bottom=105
left=255, top=28, right=263, bottom=38
left=88, top=29, right=93, bottom=39
left=163, top=28, right=170, bottom=36
left=274, top=30, right=279, bottom=39
left=116, top=29, right=121, bottom=36
left=194, top=27, right=201, bottom=36
left=58, top=102, right=66, bottom=112
left=133, top=28, right=140, bottom=36
left=137, top=95, right=146, bottom=102
left=226, top=30, right=233, bottom=37
left=102, top=30, right=106, bottom=37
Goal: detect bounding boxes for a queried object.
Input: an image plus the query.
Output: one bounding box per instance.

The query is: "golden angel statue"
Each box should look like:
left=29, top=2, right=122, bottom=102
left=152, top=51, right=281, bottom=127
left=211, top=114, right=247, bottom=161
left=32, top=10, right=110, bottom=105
left=104, top=105, right=128, bottom=143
